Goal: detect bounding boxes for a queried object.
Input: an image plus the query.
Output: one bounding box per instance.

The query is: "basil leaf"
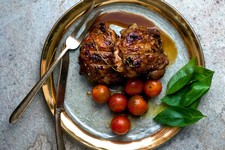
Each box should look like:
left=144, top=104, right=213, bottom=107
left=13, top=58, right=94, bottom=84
left=196, top=69, right=214, bottom=86
left=161, top=86, right=190, bottom=107
left=189, top=99, right=201, bottom=109
left=162, top=84, right=205, bottom=108
left=166, top=58, right=196, bottom=95
left=181, top=70, right=214, bottom=106
left=181, top=82, right=209, bottom=106
left=161, top=95, right=182, bottom=107
left=194, top=66, right=214, bottom=76
left=156, top=60, right=214, bottom=127
left=189, top=66, right=214, bottom=85
left=153, top=106, right=205, bottom=127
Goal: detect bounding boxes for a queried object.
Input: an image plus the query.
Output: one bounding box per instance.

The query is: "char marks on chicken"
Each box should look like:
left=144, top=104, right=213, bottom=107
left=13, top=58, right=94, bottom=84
left=79, top=23, right=169, bottom=84
left=114, top=23, right=169, bottom=79
left=79, top=23, right=123, bottom=84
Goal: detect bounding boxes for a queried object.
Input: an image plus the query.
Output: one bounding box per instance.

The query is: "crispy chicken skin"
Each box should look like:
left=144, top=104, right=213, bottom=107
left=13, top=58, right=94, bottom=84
left=79, top=23, right=123, bottom=84
left=79, top=23, right=169, bottom=84
left=114, top=23, right=169, bottom=79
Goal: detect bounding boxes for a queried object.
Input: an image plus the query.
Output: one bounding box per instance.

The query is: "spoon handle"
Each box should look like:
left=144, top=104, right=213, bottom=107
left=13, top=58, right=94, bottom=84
left=9, top=48, right=68, bottom=124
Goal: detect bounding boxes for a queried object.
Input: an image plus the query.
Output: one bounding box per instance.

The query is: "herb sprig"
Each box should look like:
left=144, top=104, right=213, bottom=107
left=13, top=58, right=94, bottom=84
left=153, top=58, right=214, bottom=127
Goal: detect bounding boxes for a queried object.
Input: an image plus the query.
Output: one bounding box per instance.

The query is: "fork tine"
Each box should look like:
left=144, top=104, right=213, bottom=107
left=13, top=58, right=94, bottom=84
left=77, top=9, right=103, bottom=43
left=70, top=1, right=95, bottom=37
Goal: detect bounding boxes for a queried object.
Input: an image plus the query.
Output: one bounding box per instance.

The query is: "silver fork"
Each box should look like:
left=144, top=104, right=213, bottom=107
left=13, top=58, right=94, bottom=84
left=9, top=1, right=102, bottom=124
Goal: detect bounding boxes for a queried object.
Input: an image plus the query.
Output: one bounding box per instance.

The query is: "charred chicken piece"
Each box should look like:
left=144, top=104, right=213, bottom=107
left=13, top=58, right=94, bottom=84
left=114, top=23, right=169, bottom=79
left=79, top=23, right=123, bottom=84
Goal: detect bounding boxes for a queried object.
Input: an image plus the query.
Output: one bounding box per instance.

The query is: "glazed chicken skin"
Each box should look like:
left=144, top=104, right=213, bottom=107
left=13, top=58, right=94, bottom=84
left=79, top=23, right=169, bottom=84
left=79, top=23, right=123, bottom=84
left=114, top=23, right=169, bottom=79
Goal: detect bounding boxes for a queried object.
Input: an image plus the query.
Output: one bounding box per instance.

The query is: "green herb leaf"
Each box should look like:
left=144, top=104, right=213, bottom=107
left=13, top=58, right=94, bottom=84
left=155, top=58, right=214, bottom=127
left=189, top=66, right=214, bottom=85
left=180, top=68, right=214, bottom=106
left=181, top=82, right=209, bottom=106
left=166, top=58, right=196, bottom=95
left=153, top=106, right=205, bottom=127
left=161, top=86, right=190, bottom=107
left=161, top=95, right=182, bottom=107
left=189, top=99, right=201, bottom=109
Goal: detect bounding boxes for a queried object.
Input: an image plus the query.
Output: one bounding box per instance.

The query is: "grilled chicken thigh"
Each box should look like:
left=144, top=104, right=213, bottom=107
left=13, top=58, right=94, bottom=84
left=114, top=23, right=169, bottom=79
left=79, top=23, right=123, bottom=84
left=79, top=23, right=169, bottom=84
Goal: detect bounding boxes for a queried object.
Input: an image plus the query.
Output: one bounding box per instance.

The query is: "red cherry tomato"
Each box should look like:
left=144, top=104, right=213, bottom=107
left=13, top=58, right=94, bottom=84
left=110, top=115, right=131, bottom=135
left=108, top=93, right=127, bottom=113
left=124, top=78, right=144, bottom=95
left=91, top=84, right=111, bottom=103
left=144, top=80, right=162, bottom=97
left=127, top=95, right=148, bottom=116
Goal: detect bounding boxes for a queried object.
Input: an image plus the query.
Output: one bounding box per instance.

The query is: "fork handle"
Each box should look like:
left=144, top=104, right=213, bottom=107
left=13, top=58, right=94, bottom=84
left=9, top=47, right=69, bottom=124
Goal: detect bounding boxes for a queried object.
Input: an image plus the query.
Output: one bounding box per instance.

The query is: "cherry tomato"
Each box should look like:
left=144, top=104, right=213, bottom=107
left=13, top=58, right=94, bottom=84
left=144, top=80, right=162, bottom=97
left=108, top=93, right=127, bottom=112
left=124, top=78, right=144, bottom=95
left=91, top=84, right=111, bottom=103
left=110, top=115, right=131, bottom=135
left=127, top=95, right=148, bottom=116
